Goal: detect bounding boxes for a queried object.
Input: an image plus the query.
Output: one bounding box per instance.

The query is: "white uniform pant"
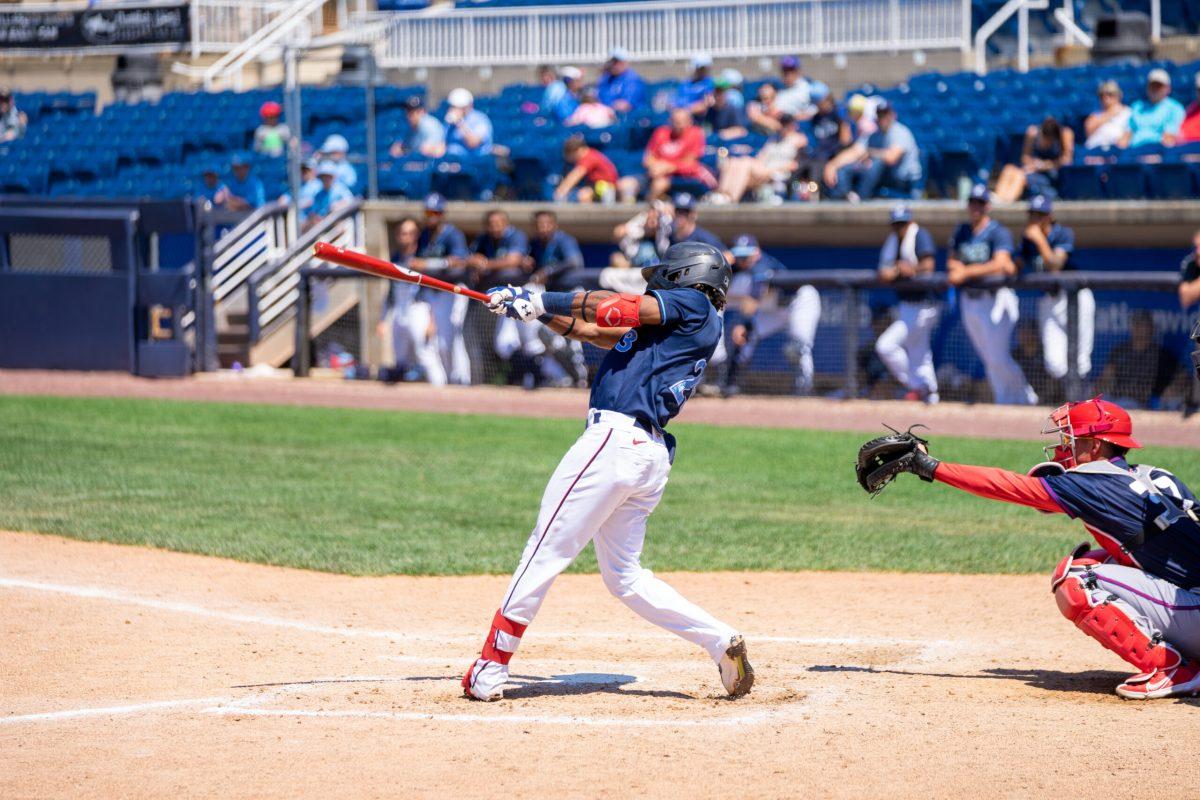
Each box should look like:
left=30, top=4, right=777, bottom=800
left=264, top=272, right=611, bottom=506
left=1038, top=289, right=1095, bottom=380
left=499, top=411, right=738, bottom=663
left=960, top=287, right=1037, bottom=405
left=390, top=301, right=446, bottom=386
left=875, top=300, right=940, bottom=397
left=1086, top=564, right=1200, bottom=661
left=753, top=286, right=821, bottom=393
left=428, top=293, right=470, bottom=385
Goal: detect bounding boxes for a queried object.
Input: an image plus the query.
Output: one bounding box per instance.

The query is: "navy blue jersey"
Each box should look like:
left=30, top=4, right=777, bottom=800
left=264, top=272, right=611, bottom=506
left=880, top=226, right=938, bottom=302
left=949, top=219, right=1013, bottom=290
left=589, top=287, right=722, bottom=432
left=471, top=225, right=530, bottom=288
left=417, top=223, right=469, bottom=300
left=1020, top=224, right=1075, bottom=274
left=671, top=224, right=725, bottom=251
left=529, top=229, right=584, bottom=291
left=1042, top=457, right=1200, bottom=589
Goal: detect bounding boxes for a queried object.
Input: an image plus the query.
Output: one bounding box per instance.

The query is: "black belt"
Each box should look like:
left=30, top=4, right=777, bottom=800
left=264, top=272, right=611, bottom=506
left=590, top=410, right=660, bottom=437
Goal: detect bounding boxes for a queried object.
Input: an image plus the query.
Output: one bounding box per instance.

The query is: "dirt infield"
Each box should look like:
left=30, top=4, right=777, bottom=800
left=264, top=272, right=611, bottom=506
left=2, top=368, right=1199, bottom=446
left=3, top=530, right=1198, bottom=799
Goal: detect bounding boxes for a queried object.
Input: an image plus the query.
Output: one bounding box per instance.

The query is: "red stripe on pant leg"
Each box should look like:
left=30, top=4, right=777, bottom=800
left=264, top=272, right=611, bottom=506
left=502, top=429, right=613, bottom=614
left=480, top=609, right=527, bottom=665
left=492, top=609, right=528, bottom=638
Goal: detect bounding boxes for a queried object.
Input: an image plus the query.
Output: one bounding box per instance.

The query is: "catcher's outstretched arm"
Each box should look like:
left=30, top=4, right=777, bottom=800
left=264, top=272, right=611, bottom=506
left=934, top=463, right=1064, bottom=514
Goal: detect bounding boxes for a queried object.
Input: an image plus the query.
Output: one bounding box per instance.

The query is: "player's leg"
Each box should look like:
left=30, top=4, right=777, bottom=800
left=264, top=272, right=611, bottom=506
left=449, top=295, right=471, bottom=385
left=1052, top=556, right=1200, bottom=699
left=389, top=308, right=413, bottom=376
left=407, top=301, right=446, bottom=386
left=909, top=301, right=940, bottom=400
left=787, top=285, right=821, bottom=394
left=463, top=426, right=629, bottom=700
left=990, top=288, right=1037, bottom=404
left=874, top=306, right=912, bottom=390
left=1076, top=288, right=1095, bottom=379
left=1038, top=292, right=1069, bottom=380
left=591, top=446, right=752, bottom=696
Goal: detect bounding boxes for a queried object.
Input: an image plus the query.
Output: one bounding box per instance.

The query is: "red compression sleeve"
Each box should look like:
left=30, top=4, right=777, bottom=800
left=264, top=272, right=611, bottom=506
left=934, top=463, right=1064, bottom=514
left=595, top=292, right=644, bottom=328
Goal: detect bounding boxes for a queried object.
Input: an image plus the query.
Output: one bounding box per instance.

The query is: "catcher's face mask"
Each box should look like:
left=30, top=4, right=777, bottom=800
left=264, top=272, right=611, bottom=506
left=1042, top=404, right=1080, bottom=469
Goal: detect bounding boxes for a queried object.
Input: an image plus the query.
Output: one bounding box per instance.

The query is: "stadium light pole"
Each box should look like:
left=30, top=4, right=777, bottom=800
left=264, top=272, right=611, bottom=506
left=283, top=44, right=303, bottom=233
left=365, top=48, right=379, bottom=200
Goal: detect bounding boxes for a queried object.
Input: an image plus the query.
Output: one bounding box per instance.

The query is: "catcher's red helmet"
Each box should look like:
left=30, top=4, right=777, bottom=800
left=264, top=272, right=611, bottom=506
left=1043, top=397, right=1141, bottom=467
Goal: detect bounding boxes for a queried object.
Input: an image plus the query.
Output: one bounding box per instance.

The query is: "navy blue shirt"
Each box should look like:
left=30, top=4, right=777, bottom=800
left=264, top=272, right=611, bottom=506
left=471, top=225, right=530, bottom=288
left=416, top=222, right=469, bottom=300
left=671, top=224, right=725, bottom=251
left=880, top=226, right=938, bottom=302
left=1043, top=458, right=1200, bottom=589
left=949, top=219, right=1014, bottom=290
left=1020, top=223, right=1075, bottom=274
left=529, top=229, right=584, bottom=291
left=810, top=106, right=845, bottom=160
left=707, top=101, right=746, bottom=134
left=589, top=287, right=722, bottom=432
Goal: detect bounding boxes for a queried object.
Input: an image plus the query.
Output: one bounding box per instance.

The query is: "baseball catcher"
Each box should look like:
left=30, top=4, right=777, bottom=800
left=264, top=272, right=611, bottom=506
left=857, top=398, right=1200, bottom=700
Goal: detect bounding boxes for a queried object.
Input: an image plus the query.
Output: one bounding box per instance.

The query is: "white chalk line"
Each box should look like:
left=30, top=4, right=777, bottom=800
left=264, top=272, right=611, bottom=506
left=0, top=696, right=231, bottom=725
left=0, top=576, right=960, bottom=651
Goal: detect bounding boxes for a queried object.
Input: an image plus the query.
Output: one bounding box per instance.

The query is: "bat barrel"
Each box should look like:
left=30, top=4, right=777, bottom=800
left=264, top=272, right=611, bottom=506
left=311, top=242, right=492, bottom=303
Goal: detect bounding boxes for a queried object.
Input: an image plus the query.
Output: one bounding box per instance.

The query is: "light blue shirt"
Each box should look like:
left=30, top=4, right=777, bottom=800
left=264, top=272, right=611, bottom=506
left=330, top=160, right=357, bottom=190
left=867, top=121, right=921, bottom=181
left=405, top=114, right=445, bottom=154
left=445, top=109, right=493, bottom=157
left=1128, top=96, right=1185, bottom=147
left=306, top=180, right=353, bottom=218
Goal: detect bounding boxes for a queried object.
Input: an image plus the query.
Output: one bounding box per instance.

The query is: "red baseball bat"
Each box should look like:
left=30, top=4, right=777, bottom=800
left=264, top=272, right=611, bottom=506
left=312, top=242, right=492, bottom=303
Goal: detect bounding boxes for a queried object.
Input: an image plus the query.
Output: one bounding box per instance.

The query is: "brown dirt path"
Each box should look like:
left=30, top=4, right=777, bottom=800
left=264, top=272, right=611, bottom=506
left=2, top=369, right=1198, bottom=446
left=2, top=531, right=1198, bottom=799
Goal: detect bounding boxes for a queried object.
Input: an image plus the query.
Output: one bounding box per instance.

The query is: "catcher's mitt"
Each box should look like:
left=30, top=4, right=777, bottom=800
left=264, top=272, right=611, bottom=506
left=855, top=424, right=939, bottom=496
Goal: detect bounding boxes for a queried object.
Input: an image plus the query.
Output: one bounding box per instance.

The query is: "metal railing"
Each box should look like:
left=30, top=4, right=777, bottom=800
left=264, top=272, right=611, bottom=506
left=371, top=0, right=971, bottom=69
left=209, top=203, right=292, bottom=304
left=248, top=201, right=364, bottom=343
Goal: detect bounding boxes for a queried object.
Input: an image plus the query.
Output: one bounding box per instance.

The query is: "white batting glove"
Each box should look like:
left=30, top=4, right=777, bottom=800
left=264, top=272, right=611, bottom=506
left=486, top=284, right=545, bottom=323
left=485, top=285, right=515, bottom=316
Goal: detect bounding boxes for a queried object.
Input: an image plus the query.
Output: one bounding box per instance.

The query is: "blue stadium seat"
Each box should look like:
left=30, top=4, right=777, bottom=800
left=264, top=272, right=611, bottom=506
left=1057, top=164, right=1103, bottom=199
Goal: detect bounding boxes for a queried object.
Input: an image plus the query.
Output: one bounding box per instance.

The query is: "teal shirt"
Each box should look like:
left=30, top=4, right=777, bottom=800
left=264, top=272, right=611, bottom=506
left=1128, top=97, right=1185, bottom=147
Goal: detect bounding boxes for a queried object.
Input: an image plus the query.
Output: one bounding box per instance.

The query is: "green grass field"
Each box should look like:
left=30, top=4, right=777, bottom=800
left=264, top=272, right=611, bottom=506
left=3, top=394, right=1197, bottom=576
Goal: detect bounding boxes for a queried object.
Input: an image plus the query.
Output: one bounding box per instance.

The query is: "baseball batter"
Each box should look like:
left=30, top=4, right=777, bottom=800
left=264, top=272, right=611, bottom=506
left=857, top=398, right=1200, bottom=699
left=461, top=242, right=754, bottom=701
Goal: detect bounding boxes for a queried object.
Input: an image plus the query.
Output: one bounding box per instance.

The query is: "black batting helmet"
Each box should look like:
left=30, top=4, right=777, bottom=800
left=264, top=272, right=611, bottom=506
left=641, top=242, right=732, bottom=308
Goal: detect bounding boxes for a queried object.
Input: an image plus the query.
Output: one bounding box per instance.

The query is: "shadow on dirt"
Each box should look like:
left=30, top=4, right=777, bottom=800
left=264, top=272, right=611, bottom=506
left=503, top=672, right=694, bottom=700
left=807, top=664, right=1127, bottom=696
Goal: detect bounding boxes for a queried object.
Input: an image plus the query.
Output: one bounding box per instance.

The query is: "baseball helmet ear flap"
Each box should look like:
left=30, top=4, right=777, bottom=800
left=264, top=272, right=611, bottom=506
left=642, top=242, right=732, bottom=306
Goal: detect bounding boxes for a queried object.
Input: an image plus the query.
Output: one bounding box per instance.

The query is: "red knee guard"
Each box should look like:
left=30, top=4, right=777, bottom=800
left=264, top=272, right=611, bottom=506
left=1054, top=573, right=1180, bottom=675
left=479, top=609, right=528, bottom=666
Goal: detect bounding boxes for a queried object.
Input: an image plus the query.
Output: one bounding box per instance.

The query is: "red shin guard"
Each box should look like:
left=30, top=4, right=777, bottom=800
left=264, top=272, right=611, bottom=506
left=1054, top=572, right=1180, bottom=675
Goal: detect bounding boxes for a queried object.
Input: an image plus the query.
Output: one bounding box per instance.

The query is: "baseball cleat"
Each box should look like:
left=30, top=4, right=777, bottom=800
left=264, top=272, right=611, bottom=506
left=718, top=635, right=755, bottom=698
left=462, top=658, right=508, bottom=701
left=1116, top=660, right=1200, bottom=700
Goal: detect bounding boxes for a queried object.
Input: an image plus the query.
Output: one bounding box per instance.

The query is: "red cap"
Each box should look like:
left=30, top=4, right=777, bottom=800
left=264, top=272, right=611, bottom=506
left=1049, top=397, right=1141, bottom=450
left=260, top=101, right=282, bottom=118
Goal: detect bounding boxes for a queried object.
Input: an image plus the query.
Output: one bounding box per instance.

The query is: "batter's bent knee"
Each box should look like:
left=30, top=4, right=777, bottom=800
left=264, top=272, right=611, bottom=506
left=600, top=565, right=645, bottom=599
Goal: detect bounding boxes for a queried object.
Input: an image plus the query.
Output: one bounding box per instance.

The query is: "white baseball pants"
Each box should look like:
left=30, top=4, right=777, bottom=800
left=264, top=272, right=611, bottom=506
left=390, top=301, right=447, bottom=386
left=1038, top=289, right=1095, bottom=380
left=875, top=300, right=940, bottom=398
left=960, top=287, right=1037, bottom=405
left=498, top=410, right=739, bottom=664
left=428, top=293, right=471, bottom=385
left=752, top=285, right=821, bottom=393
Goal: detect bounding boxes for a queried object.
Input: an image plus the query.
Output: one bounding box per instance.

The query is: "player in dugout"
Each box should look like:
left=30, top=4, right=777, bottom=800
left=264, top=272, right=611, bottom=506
left=856, top=397, right=1200, bottom=700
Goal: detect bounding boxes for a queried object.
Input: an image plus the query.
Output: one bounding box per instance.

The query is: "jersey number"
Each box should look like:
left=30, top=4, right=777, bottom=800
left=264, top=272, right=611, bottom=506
left=667, top=359, right=707, bottom=406
left=614, top=330, right=638, bottom=352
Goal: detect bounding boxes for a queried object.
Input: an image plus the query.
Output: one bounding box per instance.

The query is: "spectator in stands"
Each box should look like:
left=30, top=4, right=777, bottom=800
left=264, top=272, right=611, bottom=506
left=874, top=205, right=940, bottom=404
left=1020, top=194, right=1093, bottom=391
left=378, top=217, right=446, bottom=386
left=415, top=193, right=470, bottom=385
left=948, top=184, right=1037, bottom=405
left=465, top=209, right=530, bottom=384
left=443, top=88, right=493, bottom=158
left=775, top=56, right=817, bottom=121
left=1179, top=74, right=1200, bottom=144
left=677, top=53, right=715, bottom=117
left=1098, top=310, right=1179, bottom=410
left=253, top=101, right=289, bottom=158
left=302, top=161, right=354, bottom=231
left=319, top=134, right=358, bottom=190
left=799, top=86, right=852, bottom=194
left=668, top=193, right=731, bottom=261
left=747, top=83, right=784, bottom=135
left=1084, top=80, right=1131, bottom=149
left=1178, top=230, right=1200, bottom=308
left=564, top=85, right=616, bottom=129
left=555, top=134, right=623, bottom=203
left=538, top=65, right=568, bottom=115
left=719, top=68, right=746, bottom=109
left=628, top=106, right=715, bottom=202
left=706, top=76, right=748, bottom=140
left=711, top=114, right=806, bottom=204
left=389, top=95, right=446, bottom=159
left=525, top=209, right=588, bottom=386
left=846, top=94, right=880, bottom=139
left=1121, top=69, right=1185, bottom=149
left=0, top=89, right=26, bottom=142
left=611, top=199, right=672, bottom=269
left=721, top=233, right=783, bottom=396
left=823, top=101, right=921, bottom=201
left=994, top=116, right=1073, bottom=203
left=214, top=153, right=265, bottom=212
left=550, top=66, right=585, bottom=123
left=197, top=164, right=222, bottom=204
left=597, top=48, right=645, bottom=114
